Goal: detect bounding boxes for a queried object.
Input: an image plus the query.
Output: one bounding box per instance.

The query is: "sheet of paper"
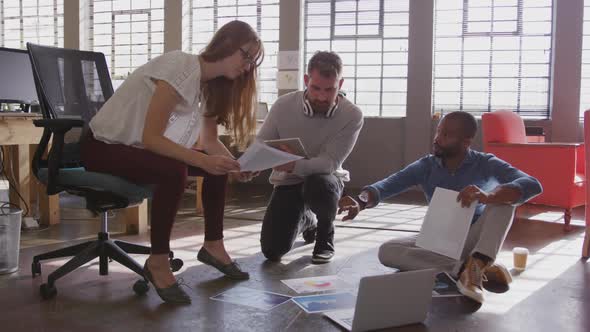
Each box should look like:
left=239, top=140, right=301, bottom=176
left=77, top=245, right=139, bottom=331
left=276, top=71, right=299, bottom=89
left=278, top=50, right=299, bottom=70
left=292, top=292, right=356, bottom=313
left=324, top=309, right=355, bottom=331
left=415, top=187, right=476, bottom=260
left=238, top=140, right=303, bottom=172
left=281, top=275, right=353, bottom=294
left=210, top=286, right=291, bottom=311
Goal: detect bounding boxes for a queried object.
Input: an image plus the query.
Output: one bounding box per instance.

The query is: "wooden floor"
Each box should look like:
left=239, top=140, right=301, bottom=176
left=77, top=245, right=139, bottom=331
left=0, top=185, right=588, bottom=332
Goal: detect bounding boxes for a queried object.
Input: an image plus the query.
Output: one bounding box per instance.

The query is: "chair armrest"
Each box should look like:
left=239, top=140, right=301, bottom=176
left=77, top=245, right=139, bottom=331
left=488, top=142, right=583, bottom=148
left=32, top=119, right=85, bottom=195
left=487, top=143, right=583, bottom=184
left=33, top=118, right=84, bottom=133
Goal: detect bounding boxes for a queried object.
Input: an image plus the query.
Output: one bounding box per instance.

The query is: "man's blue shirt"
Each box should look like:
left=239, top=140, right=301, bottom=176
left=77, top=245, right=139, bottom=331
left=365, top=149, right=543, bottom=223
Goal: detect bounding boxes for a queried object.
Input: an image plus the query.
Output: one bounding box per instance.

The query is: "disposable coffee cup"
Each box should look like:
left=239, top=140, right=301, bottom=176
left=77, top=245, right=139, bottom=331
left=513, top=247, right=529, bottom=271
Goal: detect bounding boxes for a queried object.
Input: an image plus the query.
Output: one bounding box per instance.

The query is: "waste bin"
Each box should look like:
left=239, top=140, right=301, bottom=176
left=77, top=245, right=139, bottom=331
left=0, top=205, right=22, bottom=274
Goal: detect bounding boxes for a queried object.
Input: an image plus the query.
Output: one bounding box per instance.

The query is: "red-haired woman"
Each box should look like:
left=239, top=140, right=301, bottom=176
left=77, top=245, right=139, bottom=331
left=82, top=20, right=263, bottom=304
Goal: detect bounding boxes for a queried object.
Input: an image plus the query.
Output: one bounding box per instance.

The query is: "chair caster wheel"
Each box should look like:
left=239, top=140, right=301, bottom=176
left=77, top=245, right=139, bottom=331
left=170, top=258, right=184, bottom=272
left=40, top=283, right=57, bottom=300
left=133, top=280, right=150, bottom=295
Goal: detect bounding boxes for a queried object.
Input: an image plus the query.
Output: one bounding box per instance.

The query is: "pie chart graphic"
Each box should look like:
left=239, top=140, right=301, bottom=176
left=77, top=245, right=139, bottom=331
left=303, top=280, right=332, bottom=288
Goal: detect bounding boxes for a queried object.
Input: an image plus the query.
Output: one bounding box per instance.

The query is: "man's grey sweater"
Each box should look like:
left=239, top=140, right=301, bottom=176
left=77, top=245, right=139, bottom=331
left=257, top=91, right=364, bottom=186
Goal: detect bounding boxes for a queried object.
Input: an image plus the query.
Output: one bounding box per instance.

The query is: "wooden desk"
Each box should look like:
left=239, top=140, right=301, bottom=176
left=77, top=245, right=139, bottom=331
left=0, top=113, right=147, bottom=234
left=0, top=113, right=59, bottom=226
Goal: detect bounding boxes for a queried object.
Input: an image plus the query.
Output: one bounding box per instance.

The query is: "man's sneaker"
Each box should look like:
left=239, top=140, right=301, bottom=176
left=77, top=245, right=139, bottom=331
left=457, top=256, right=488, bottom=303
left=483, top=262, right=512, bottom=291
left=302, top=225, right=317, bottom=244
left=311, top=249, right=334, bottom=264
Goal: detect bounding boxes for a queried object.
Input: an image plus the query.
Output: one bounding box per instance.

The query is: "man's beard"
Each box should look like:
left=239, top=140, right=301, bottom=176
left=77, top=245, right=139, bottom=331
left=433, top=143, right=461, bottom=159
left=308, top=100, right=332, bottom=114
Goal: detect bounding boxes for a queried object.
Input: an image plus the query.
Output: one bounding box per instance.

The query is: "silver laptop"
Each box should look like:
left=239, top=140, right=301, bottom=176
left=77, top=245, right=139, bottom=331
left=324, top=269, right=436, bottom=332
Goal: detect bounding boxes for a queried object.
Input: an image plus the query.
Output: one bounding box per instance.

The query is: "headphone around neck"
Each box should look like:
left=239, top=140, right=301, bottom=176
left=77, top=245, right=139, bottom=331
left=302, top=90, right=343, bottom=118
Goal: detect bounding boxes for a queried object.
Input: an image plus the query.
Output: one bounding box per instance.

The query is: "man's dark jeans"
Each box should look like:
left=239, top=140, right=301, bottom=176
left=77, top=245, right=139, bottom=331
left=260, top=174, right=344, bottom=261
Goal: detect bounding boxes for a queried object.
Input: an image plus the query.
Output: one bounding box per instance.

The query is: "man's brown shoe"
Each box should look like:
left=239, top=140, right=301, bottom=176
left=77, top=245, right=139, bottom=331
left=485, top=263, right=512, bottom=285
left=457, top=256, right=488, bottom=303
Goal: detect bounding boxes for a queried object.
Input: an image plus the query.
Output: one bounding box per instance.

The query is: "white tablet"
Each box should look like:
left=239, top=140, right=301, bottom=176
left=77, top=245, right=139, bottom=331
left=264, top=138, right=308, bottom=158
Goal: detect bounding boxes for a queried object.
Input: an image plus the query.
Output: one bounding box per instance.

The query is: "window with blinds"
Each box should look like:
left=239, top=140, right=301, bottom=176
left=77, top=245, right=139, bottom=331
left=581, top=0, right=590, bottom=117
left=433, top=0, right=553, bottom=118
left=0, top=0, right=64, bottom=49
left=81, top=0, right=165, bottom=89
left=182, top=0, right=279, bottom=105
left=304, top=0, right=409, bottom=117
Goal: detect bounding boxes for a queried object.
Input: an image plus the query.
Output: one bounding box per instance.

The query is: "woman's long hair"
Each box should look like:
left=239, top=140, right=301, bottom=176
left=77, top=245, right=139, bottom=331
left=200, top=20, right=264, bottom=148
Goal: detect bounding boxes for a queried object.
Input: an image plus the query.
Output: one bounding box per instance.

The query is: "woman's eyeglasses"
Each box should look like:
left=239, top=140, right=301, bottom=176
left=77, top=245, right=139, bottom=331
left=239, top=47, right=257, bottom=66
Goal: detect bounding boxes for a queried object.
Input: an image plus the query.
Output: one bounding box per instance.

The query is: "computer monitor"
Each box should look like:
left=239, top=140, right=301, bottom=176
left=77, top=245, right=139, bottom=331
left=0, top=47, right=39, bottom=112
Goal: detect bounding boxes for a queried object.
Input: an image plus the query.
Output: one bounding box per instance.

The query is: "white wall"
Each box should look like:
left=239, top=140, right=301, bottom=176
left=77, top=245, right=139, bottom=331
left=550, top=0, right=584, bottom=142
left=344, top=118, right=405, bottom=188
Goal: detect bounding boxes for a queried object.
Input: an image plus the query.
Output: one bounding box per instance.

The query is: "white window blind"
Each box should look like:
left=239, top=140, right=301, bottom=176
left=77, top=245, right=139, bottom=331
left=304, top=0, right=409, bottom=117
left=581, top=0, right=590, bottom=117
left=81, top=0, right=165, bottom=89
left=433, top=0, right=553, bottom=118
left=182, top=0, right=279, bottom=105
left=0, top=0, right=63, bottom=49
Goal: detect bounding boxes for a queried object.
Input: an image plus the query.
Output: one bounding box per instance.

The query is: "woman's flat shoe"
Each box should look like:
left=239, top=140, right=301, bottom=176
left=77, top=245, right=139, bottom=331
left=143, top=263, right=191, bottom=304
left=197, top=247, right=250, bottom=280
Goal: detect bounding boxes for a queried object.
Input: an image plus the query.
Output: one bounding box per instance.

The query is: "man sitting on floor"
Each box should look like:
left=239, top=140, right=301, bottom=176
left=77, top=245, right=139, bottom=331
left=337, top=111, right=542, bottom=304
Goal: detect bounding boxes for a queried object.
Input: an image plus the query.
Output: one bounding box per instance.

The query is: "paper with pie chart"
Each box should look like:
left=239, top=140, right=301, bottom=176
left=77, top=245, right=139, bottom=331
left=281, top=275, right=353, bottom=294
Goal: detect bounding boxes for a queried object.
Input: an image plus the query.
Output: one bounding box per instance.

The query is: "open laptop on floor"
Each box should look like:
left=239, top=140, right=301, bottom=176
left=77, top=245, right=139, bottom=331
left=324, top=269, right=436, bottom=332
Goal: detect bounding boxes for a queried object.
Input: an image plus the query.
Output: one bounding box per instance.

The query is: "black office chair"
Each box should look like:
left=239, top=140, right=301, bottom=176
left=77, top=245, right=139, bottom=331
left=26, top=43, right=183, bottom=300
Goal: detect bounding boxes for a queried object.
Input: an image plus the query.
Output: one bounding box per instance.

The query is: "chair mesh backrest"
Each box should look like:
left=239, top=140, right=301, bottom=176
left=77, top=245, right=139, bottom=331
left=27, top=43, right=113, bottom=128
left=27, top=43, right=114, bottom=163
